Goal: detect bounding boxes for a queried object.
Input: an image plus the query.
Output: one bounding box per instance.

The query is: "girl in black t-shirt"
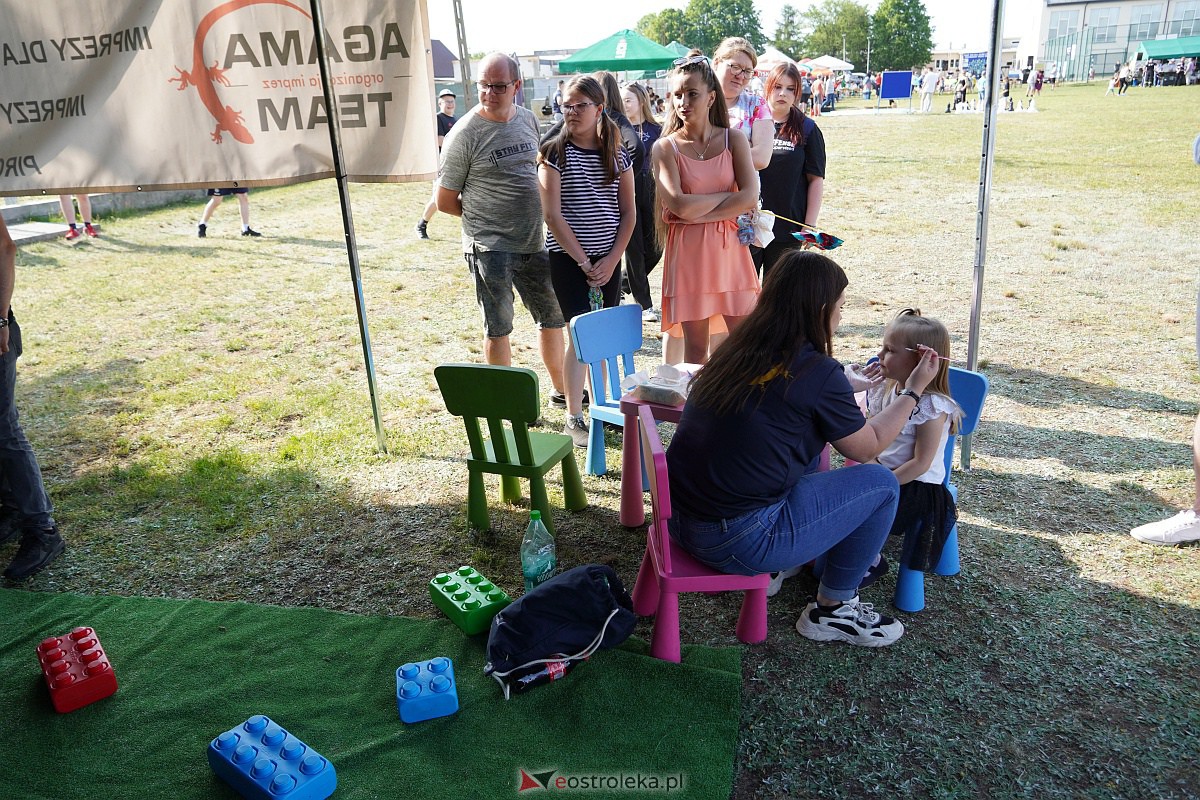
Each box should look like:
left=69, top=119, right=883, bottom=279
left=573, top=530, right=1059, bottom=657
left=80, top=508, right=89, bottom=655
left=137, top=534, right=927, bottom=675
left=754, top=63, right=826, bottom=277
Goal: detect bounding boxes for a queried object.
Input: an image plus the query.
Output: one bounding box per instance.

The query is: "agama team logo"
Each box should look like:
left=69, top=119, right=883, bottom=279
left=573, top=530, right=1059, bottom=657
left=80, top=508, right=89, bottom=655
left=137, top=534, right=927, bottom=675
left=168, top=0, right=310, bottom=145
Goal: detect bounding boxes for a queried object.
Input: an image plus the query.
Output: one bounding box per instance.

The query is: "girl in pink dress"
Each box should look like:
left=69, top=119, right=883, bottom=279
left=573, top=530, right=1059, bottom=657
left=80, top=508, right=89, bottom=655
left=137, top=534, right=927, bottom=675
left=652, top=54, right=760, bottom=365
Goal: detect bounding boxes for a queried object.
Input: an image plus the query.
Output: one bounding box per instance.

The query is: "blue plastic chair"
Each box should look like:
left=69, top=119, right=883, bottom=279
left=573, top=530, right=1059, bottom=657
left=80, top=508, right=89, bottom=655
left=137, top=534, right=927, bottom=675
left=893, top=367, right=990, bottom=612
left=569, top=304, right=643, bottom=476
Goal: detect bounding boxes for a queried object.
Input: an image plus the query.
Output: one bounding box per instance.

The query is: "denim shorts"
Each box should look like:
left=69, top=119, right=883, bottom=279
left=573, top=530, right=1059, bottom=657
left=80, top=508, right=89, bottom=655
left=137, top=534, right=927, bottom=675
left=465, top=247, right=566, bottom=338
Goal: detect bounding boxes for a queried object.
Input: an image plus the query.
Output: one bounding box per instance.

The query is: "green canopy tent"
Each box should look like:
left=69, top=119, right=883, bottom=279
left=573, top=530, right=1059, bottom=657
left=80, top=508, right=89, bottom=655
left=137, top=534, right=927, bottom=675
left=558, top=29, right=679, bottom=73
left=1137, top=35, right=1200, bottom=59
left=666, top=40, right=691, bottom=56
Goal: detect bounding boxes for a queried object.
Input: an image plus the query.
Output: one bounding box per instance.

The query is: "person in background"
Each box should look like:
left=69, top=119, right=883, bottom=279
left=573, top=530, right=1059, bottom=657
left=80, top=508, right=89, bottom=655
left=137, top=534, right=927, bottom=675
left=712, top=37, right=774, bottom=170
left=59, top=195, right=97, bottom=240
left=415, top=88, right=459, bottom=240
left=537, top=75, right=635, bottom=447
left=198, top=188, right=261, bottom=238
left=754, top=62, right=826, bottom=277
left=0, top=216, right=66, bottom=581
left=552, top=79, right=565, bottom=123
left=621, top=82, right=664, bottom=323
left=437, top=53, right=567, bottom=406
left=919, top=67, right=938, bottom=113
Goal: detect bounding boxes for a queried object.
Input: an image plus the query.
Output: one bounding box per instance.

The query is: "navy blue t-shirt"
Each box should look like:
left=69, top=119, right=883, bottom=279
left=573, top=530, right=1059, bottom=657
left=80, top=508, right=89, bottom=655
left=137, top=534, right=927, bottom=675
left=666, top=344, right=866, bottom=520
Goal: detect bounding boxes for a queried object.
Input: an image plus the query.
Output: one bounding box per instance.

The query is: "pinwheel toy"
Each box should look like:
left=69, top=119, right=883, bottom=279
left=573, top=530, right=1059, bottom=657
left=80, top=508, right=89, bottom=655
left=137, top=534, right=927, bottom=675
left=760, top=210, right=845, bottom=250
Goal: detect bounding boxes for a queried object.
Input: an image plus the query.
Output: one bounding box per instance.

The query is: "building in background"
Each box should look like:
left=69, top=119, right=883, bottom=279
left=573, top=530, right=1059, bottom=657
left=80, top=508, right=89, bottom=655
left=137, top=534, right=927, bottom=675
left=1024, top=0, right=1199, bottom=80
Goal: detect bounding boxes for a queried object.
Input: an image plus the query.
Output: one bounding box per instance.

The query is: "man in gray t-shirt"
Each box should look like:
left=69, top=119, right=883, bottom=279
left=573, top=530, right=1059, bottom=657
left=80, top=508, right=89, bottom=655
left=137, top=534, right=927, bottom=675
left=438, top=53, right=565, bottom=396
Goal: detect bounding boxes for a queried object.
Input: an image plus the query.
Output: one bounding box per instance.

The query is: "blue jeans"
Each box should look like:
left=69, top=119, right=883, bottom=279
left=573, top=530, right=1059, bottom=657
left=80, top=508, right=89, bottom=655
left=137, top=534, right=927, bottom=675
left=0, top=315, right=55, bottom=530
left=669, top=464, right=898, bottom=602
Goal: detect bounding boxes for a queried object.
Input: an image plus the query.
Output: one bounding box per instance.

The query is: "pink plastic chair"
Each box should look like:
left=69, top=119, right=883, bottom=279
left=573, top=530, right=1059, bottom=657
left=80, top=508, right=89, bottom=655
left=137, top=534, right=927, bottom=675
left=629, top=405, right=770, bottom=662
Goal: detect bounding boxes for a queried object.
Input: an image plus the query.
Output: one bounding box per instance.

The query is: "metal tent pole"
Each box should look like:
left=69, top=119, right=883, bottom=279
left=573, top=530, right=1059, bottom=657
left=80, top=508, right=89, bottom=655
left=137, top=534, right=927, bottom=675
left=309, top=0, right=388, bottom=453
left=962, top=0, right=1005, bottom=470
left=453, top=0, right=473, bottom=107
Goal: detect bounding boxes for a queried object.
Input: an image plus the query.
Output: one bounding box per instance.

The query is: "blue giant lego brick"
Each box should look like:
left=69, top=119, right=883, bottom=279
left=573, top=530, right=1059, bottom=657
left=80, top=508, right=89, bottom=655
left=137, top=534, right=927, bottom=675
left=208, top=714, right=337, bottom=800
left=429, top=566, right=512, bottom=635
left=396, top=657, right=459, bottom=723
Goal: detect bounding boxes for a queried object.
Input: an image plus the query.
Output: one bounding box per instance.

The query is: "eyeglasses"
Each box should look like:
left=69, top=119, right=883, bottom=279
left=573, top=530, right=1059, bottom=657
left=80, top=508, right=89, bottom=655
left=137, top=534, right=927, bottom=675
left=476, top=80, right=516, bottom=94
left=721, top=62, right=754, bottom=79
left=561, top=101, right=596, bottom=115
left=672, top=54, right=710, bottom=69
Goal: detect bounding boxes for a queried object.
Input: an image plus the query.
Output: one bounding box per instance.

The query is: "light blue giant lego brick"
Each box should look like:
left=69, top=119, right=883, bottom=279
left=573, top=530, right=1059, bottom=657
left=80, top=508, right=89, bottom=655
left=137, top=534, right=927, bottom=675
left=396, top=657, right=459, bottom=723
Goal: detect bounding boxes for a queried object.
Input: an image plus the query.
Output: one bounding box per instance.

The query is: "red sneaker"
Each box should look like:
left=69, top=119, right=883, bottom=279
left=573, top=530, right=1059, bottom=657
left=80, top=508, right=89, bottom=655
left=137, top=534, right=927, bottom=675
left=84, top=222, right=98, bottom=237
left=64, top=227, right=81, bottom=240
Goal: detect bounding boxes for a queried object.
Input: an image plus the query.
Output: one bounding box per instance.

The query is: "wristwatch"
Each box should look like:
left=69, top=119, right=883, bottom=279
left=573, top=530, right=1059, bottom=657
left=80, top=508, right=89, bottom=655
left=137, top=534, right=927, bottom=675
left=897, top=388, right=920, bottom=403
left=0, top=317, right=8, bottom=328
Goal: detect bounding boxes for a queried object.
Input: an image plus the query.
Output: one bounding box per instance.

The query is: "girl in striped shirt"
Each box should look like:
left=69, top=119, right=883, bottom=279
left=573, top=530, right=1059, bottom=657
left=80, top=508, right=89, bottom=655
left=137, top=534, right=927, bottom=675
left=538, top=75, right=635, bottom=445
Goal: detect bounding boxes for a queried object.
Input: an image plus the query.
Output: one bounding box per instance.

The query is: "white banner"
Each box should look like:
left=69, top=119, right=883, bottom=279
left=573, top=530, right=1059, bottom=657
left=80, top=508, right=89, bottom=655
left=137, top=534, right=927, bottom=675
left=0, top=0, right=437, bottom=195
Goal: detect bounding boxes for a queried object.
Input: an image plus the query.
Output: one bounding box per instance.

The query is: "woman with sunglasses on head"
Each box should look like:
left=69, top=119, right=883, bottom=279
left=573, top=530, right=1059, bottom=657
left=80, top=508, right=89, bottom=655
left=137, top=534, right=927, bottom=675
left=537, top=76, right=635, bottom=446
left=754, top=62, right=826, bottom=277
left=652, top=53, right=760, bottom=365
left=713, top=37, right=774, bottom=171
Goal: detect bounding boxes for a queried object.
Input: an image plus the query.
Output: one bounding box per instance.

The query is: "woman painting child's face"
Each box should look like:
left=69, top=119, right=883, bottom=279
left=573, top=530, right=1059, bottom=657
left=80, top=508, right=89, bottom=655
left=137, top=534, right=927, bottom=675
left=877, top=329, right=920, bottom=382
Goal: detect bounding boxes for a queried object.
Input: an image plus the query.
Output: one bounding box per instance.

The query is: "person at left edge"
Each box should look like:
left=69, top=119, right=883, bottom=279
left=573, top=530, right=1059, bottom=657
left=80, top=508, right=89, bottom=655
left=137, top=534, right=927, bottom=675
left=0, top=216, right=66, bottom=581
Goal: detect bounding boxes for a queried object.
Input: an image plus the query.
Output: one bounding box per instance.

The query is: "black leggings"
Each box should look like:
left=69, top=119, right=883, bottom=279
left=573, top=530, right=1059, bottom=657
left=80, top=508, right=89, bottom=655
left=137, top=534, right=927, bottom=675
left=548, top=250, right=622, bottom=321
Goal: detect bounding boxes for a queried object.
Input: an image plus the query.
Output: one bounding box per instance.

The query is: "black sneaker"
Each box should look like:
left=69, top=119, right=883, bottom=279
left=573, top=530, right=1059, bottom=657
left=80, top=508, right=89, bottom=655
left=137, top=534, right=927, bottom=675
left=415, top=221, right=429, bottom=240
left=796, top=596, right=904, bottom=647
left=4, top=526, right=65, bottom=581
left=198, top=223, right=207, bottom=238
left=549, top=390, right=588, bottom=408
left=242, top=228, right=262, bottom=237
left=0, top=508, right=19, bottom=546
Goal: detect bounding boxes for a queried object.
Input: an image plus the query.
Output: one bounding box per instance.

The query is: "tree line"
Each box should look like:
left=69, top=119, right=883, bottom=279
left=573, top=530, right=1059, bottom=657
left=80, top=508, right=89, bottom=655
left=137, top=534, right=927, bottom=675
left=637, top=0, right=934, bottom=73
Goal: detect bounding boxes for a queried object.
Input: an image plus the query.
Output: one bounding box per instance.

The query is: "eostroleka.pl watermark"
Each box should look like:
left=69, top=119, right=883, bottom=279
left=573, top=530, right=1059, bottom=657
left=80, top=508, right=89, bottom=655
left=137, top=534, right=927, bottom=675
left=518, top=769, right=685, bottom=794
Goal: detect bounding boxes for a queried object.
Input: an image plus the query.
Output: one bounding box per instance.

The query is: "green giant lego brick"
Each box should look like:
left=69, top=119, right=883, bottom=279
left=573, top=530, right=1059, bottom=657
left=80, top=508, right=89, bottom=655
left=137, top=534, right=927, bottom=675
left=428, top=566, right=512, bottom=635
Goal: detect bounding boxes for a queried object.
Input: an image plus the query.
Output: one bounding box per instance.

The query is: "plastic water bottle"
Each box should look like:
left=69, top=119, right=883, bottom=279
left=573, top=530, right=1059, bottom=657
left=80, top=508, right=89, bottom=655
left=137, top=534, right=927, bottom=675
left=521, top=510, right=556, bottom=593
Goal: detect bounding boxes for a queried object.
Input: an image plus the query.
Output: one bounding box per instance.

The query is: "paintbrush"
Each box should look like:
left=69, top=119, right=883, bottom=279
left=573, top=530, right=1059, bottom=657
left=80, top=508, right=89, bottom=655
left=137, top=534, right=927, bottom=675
left=906, top=347, right=958, bottom=362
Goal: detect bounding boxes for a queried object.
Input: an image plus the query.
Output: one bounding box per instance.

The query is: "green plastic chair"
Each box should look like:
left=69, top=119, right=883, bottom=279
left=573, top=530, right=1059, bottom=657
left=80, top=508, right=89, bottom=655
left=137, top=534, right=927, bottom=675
left=434, top=364, right=586, bottom=534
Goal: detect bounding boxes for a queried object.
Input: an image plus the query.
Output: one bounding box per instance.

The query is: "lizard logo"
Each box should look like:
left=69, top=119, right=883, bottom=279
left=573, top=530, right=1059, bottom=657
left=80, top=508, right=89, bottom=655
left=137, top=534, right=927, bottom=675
left=169, top=0, right=309, bottom=145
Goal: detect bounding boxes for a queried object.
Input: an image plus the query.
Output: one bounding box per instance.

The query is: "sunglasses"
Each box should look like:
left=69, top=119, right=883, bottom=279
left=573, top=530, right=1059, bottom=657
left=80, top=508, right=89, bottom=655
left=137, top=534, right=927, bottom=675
left=672, top=54, right=710, bottom=69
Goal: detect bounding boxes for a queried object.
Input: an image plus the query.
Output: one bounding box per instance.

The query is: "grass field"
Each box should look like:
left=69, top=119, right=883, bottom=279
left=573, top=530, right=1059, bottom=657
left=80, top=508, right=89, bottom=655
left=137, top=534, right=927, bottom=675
left=6, top=82, right=1200, bottom=798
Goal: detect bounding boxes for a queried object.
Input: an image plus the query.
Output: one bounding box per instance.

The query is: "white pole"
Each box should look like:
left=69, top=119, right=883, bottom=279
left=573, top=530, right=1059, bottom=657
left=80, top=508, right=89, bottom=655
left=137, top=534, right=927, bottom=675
left=962, top=0, right=1005, bottom=469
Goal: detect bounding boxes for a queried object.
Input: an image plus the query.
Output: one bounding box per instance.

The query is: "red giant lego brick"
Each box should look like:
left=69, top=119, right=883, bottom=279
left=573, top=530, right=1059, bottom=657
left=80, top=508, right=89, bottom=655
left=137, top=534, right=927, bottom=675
left=36, top=626, right=118, bottom=713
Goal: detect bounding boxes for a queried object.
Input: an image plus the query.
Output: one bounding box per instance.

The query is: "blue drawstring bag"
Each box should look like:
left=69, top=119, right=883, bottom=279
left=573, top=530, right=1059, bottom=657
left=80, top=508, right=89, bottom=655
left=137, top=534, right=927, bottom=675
left=484, top=564, right=636, bottom=698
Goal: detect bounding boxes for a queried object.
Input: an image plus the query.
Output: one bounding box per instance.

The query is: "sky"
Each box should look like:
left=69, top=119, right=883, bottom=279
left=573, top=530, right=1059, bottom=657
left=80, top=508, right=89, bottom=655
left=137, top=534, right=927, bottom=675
left=426, top=0, right=1043, bottom=57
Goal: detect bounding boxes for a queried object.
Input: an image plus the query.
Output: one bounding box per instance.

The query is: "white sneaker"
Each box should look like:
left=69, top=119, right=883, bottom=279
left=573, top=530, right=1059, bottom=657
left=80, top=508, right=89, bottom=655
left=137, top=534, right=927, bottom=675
left=766, top=565, right=806, bottom=597
left=642, top=307, right=660, bottom=323
left=1130, top=510, right=1200, bottom=546
left=796, top=596, right=904, bottom=647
